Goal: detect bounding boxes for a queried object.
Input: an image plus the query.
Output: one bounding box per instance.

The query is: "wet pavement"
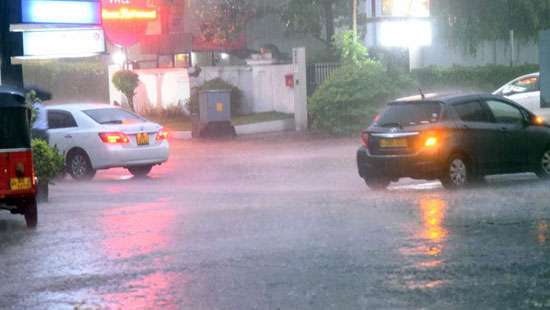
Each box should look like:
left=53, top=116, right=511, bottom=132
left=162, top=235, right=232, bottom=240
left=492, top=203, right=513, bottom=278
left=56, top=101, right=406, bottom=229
left=1, top=132, right=550, bottom=309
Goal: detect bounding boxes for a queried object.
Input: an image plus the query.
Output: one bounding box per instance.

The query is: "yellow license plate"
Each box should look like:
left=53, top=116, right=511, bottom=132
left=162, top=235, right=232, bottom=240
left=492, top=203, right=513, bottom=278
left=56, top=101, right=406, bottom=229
left=10, top=178, right=31, bottom=191
left=136, top=133, right=149, bottom=145
left=380, top=138, right=408, bottom=148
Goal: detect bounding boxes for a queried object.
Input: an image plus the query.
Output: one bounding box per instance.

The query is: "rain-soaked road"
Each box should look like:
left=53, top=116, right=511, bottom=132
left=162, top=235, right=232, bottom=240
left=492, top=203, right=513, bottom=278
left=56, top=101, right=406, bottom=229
left=1, top=132, right=550, bottom=309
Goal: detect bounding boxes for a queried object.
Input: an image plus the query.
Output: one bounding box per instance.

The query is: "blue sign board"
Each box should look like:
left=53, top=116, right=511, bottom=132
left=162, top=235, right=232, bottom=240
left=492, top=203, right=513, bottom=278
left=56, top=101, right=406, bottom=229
left=21, top=0, right=101, bottom=24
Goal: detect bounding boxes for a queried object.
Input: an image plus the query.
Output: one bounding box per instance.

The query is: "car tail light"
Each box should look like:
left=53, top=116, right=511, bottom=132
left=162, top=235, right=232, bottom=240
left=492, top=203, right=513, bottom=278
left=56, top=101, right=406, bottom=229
left=361, top=131, right=369, bottom=147
left=156, top=128, right=169, bottom=141
left=534, top=116, right=545, bottom=125
left=424, top=136, right=438, bottom=148
left=99, top=132, right=130, bottom=144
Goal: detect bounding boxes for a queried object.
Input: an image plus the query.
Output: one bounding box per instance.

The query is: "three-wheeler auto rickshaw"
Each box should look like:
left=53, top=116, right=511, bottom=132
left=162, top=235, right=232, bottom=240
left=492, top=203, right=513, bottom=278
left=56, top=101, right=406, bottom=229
left=0, top=86, right=37, bottom=228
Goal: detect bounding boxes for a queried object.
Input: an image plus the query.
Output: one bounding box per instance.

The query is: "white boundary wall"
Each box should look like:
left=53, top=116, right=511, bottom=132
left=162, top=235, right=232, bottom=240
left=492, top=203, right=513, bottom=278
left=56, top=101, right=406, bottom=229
left=194, top=64, right=296, bottom=115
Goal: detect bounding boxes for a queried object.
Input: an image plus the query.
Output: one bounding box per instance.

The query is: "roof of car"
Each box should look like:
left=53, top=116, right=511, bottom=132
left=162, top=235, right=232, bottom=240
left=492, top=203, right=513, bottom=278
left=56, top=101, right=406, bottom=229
left=0, top=85, right=25, bottom=98
left=393, top=93, right=503, bottom=105
left=45, top=103, right=119, bottom=112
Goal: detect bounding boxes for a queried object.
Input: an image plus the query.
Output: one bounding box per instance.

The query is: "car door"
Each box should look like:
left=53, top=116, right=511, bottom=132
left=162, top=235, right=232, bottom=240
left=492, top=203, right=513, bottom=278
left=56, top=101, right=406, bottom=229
left=451, top=99, right=501, bottom=173
left=47, top=110, right=79, bottom=156
left=483, top=99, right=529, bottom=172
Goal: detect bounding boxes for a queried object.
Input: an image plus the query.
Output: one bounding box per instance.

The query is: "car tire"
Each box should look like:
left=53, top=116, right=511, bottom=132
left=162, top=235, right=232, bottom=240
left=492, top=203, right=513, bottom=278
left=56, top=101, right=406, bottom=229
left=67, top=150, right=96, bottom=181
left=441, top=154, right=469, bottom=190
left=128, top=165, right=153, bottom=177
left=364, top=177, right=391, bottom=191
left=535, top=148, right=550, bottom=179
left=23, top=199, right=37, bottom=229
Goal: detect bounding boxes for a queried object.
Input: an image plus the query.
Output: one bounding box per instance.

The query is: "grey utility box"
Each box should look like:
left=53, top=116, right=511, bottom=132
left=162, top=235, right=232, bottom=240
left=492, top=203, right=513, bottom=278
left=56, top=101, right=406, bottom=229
left=199, top=90, right=231, bottom=124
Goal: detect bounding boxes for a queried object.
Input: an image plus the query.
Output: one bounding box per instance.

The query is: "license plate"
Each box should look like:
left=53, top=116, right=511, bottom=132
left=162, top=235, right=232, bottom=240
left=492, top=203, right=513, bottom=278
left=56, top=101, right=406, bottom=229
left=10, top=178, right=31, bottom=191
left=380, top=138, right=408, bottom=148
left=136, top=132, right=149, bottom=146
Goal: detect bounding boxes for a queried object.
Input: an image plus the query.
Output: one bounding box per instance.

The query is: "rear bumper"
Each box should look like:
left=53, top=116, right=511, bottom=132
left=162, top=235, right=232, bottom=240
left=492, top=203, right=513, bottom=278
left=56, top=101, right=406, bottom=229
left=92, top=142, right=170, bottom=169
left=357, top=146, right=443, bottom=180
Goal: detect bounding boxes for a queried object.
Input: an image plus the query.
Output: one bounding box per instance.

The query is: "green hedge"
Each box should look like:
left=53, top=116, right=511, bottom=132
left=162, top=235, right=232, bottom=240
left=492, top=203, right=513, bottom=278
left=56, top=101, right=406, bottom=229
left=413, top=64, right=539, bottom=93
left=309, top=61, right=414, bottom=135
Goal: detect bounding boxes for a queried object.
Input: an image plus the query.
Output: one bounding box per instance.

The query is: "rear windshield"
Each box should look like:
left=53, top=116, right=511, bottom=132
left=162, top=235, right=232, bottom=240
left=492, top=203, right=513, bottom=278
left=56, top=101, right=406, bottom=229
left=0, top=107, right=31, bottom=149
left=83, top=108, right=145, bottom=125
left=376, top=102, right=442, bottom=127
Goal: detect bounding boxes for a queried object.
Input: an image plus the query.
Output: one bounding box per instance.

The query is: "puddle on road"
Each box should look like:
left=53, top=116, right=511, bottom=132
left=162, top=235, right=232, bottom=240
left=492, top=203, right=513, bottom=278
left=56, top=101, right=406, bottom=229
left=397, top=196, right=450, bottom=290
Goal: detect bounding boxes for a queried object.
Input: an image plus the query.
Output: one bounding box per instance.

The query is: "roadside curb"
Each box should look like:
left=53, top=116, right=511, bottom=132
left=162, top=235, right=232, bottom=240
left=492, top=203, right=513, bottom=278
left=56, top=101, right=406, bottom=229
left=171, top=118, right=296, bottom=140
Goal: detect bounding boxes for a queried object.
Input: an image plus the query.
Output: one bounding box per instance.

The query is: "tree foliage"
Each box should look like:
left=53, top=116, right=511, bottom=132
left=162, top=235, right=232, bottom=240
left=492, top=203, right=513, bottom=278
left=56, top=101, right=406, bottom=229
left=281, top=0, right=354, bottom=46
left=112, top=70, right=140, bottom=112
left=434, top=0, right=550, bottom=53
left=195, top=0, right=255, bottom=45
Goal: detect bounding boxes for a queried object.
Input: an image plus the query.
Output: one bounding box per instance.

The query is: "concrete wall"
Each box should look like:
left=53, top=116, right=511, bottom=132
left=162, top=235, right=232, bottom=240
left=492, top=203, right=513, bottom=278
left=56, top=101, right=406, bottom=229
left=194, top=64, right=296, bottom=114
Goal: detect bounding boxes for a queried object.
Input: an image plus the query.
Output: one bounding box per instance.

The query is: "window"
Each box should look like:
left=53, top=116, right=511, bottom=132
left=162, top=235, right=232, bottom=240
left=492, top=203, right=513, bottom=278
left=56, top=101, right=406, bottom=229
left=48, top=110, right=78, bottom=129
left=376, top=101, right=442, bottom=127
left=83, top=108, right=145, bottom=125
left=485, top=100, right=525, bottom=124
left=453, top=101, right=491, bottom=122
left=501, top=76, right=539, bottom=96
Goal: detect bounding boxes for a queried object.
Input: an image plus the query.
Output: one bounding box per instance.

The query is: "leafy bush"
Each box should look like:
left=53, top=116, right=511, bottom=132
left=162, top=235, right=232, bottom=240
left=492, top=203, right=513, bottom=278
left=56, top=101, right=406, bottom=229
left=112, top=70, right=140, bottom=112
left=309, top=62, right=414, bottom=135
left=413, top=64, right=539, bottom=93
left=31, top=139, right=64, bottom=184
left=309, top=30, right=414, bottom=135
left=188, top=78, right=243, bottom=116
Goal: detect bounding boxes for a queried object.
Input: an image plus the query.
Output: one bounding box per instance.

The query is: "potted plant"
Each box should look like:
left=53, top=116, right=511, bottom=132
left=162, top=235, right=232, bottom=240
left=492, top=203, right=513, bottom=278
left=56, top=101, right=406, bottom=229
left=31, top=139, right=64, bottom=202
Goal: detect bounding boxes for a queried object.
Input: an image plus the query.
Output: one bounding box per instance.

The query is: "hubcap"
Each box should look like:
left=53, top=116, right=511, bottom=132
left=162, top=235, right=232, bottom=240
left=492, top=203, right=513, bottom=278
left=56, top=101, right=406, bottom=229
left=449, top=159, right=467, bottom=186
left=71, top=155, right=88, bottom=177
left=542, top=151, right=550, bottom=175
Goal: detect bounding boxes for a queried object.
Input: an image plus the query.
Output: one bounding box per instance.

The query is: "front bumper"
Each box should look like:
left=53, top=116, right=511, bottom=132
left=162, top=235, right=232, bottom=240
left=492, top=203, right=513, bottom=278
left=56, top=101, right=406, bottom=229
left=356, top=146, right=443, bottom=180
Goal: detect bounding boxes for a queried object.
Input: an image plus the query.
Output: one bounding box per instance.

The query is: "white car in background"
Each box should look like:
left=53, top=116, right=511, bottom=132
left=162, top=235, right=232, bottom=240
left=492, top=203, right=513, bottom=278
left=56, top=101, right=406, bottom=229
left=493, top=72, right=542, bottom=113
left=45, top=104, right=169, bottom=180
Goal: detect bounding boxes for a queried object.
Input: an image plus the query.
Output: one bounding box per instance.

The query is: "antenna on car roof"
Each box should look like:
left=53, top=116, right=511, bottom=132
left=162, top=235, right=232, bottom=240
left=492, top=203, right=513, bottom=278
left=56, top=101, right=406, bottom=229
left=418, top=88, right=426, bottom=100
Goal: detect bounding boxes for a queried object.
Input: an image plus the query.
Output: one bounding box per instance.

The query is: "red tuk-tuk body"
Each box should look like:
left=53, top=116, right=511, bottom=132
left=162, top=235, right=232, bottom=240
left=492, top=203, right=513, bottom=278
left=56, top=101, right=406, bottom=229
left=0, top=86, right=37, bottom=228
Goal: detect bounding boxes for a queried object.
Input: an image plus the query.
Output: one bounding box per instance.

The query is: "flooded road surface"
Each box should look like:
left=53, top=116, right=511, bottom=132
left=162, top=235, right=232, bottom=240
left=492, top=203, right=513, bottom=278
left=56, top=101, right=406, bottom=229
left=1, top=132, right=550, bottom=309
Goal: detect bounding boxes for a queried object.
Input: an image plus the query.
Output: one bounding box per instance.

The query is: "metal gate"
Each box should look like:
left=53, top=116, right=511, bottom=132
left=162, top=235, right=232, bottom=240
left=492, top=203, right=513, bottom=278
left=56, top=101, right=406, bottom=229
left=307, top=63, right=340, bottom=96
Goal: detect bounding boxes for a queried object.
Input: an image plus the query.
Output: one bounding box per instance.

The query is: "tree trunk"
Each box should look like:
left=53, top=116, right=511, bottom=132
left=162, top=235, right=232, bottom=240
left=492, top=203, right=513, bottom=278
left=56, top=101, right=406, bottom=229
left=321, top=0, right=335, bottom=43
left=126, top=93, right=135, bottom=112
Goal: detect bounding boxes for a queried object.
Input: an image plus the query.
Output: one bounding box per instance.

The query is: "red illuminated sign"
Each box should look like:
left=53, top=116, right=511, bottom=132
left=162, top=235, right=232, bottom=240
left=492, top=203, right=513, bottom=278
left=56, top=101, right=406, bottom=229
left=101, top=0, right=159, bottom=47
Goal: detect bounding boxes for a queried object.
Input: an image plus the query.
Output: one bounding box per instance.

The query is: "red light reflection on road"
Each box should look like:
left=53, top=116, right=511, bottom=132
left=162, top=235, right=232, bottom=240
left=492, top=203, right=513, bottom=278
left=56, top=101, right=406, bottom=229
left=103, top=272, right=181, bottom=309
left=99, top=202, right=182, bottom=308
left=100, top=202, right=175, bottom=260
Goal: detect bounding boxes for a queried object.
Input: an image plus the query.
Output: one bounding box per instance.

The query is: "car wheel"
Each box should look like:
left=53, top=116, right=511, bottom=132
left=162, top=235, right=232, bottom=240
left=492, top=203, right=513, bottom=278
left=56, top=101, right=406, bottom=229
left=128, top=165, right=153, bottom=177
left=441, top=154, right=469, bottom=190
left=536, top=149, right=550, bottom=179
left=23, top=199, right=37, bottom=229
left=364, top=177, right=391, bottom=191
left=68, top=150, right=96, bottom=181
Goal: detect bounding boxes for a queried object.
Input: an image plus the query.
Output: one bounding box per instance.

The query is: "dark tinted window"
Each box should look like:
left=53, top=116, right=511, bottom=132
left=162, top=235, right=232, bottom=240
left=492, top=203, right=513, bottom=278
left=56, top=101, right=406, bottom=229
left=453, top=101, right=491, bottom=122
left=0, top=107, right=31, bottom=149
left=485, top=100, right=525, bottom=124
left=48, top=110, right=78, bottom=129
left=84, top=108, right=145, bottom=125
left=377, top=102, right=442, bottom=127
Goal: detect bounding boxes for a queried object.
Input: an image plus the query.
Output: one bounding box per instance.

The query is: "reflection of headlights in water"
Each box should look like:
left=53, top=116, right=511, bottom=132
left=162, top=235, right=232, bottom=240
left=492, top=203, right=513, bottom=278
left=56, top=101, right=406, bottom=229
left=538, top=221, right=548, bottom=245
left=419, top=197, right=448, bottom=244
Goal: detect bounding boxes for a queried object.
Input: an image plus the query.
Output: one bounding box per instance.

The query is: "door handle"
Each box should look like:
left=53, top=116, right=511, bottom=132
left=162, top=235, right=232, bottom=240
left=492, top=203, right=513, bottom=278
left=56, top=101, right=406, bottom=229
left=64, top=134, right=73, bottom=139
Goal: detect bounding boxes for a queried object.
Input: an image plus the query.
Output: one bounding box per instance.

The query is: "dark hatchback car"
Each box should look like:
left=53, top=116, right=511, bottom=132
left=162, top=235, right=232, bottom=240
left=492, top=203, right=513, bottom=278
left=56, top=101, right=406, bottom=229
left=357, top=93, right=550, bottom=190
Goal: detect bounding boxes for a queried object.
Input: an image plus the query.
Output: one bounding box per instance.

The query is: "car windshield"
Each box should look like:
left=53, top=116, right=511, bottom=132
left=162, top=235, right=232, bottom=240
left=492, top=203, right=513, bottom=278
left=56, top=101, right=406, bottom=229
left=376, top=101, right=442, bottom=127
left=83, top=108, right=145, bottom=125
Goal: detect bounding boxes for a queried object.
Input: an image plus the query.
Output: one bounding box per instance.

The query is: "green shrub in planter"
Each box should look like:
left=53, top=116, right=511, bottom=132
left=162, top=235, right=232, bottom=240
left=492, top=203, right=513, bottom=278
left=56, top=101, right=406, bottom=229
left=188, top=78, right=243, bottom=117
left=309, top=61, right=414, bottom=135
left=32, top=139, right=64, bottom=184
